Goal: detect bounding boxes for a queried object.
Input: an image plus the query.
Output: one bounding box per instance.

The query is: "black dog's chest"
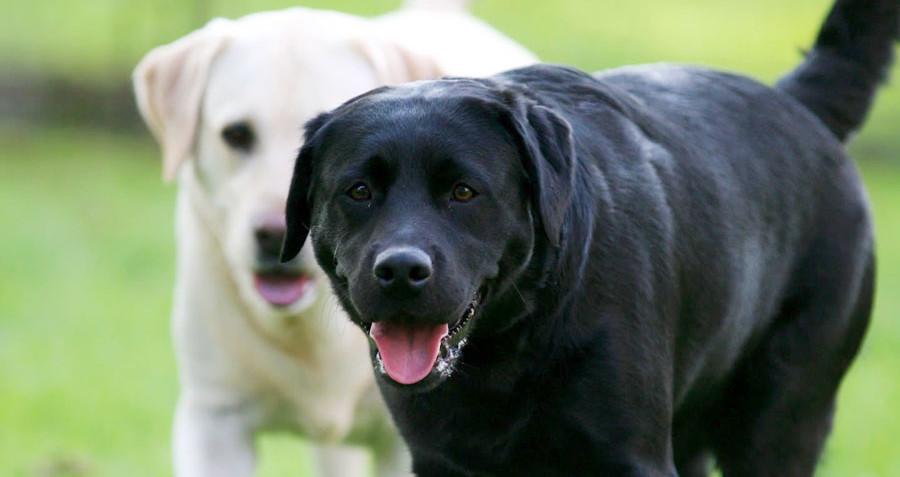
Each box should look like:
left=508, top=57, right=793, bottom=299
left=392, top=374, right=627, bottom=475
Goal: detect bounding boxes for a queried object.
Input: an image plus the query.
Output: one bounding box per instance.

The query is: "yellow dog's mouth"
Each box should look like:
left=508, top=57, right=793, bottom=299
left=253, top=272, right=313, bottom=307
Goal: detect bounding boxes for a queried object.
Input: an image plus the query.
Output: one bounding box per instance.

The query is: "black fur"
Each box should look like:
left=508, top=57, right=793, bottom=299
left=282, top=1, right=894, bottom=475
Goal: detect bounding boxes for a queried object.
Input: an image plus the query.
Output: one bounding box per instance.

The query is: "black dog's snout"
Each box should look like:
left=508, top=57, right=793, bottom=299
left=255, top=225, right=286, bottom=260
left=373, top=247, right=433, bottom=294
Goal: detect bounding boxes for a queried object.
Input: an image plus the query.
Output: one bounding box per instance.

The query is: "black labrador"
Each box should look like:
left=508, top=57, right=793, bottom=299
left=281, top=0, right=897, bottom=475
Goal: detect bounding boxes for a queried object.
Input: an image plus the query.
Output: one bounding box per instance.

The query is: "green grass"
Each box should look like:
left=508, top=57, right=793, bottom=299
left=1, top=0, right=899, bottom=475
left=0, top=129, right=174, bottom=476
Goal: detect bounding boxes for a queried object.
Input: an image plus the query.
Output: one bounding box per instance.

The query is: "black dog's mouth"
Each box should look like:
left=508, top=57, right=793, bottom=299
left=364, top=288, right=483, bottom=390
left=448, top=288, right=481, bottom=339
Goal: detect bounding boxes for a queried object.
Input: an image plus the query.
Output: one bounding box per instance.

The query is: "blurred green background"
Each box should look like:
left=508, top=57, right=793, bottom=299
left=0, top=0, right=897, bottom=476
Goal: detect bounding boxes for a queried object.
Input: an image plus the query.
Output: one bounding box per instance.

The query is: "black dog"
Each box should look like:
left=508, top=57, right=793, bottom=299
left=281, top=0, right=897, bottom=475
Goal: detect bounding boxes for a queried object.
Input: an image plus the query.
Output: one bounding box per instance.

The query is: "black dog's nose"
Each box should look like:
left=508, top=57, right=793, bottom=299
left=255, top=225, right=286, bottom=260
left=373, top=247, right=433, bottom=294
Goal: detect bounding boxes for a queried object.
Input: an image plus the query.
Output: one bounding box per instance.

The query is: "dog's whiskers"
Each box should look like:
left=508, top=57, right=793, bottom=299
left=511, top=283, right=527, bottom=307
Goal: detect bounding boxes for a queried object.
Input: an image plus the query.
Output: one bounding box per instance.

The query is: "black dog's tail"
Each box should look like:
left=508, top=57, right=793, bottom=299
left=776, top=0, right=898, bottom=141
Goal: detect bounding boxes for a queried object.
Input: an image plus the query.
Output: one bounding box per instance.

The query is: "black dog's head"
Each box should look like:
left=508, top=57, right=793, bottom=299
left=281, top=78, right=575, bottom=391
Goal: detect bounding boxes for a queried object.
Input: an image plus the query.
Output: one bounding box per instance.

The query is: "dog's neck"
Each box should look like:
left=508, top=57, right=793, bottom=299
left=451, top=156, right=603, bottom=394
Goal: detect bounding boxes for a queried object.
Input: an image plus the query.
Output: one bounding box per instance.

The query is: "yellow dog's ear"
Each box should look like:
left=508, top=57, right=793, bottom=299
left=352, top=32, right=447, bottom=85
left=133, top=19, right=232, bottom=182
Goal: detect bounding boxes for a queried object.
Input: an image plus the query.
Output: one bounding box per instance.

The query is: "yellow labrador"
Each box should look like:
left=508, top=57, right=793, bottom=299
left=132, top=2, right=535, bottom=476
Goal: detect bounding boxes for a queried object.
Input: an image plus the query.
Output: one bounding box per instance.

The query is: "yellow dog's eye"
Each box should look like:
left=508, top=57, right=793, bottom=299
left=348, top=182, right=372, bottom=201
left=221, top=122, right=254, bottom=150
left=452, top=183, right=478, bottom=202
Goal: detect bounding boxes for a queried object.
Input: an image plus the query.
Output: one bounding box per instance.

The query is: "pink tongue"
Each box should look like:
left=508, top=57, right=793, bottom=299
left=254, top=275, right=311, bottom=306
left=371, top=321, right=449, bottom=385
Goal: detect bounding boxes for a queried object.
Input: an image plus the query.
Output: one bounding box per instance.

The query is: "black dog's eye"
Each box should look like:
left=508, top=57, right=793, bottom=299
left=451, top=183, right=478, bottom=202
left=347, top=182, right=372, bottom=201
left=221, top=122, right=254, bottom=150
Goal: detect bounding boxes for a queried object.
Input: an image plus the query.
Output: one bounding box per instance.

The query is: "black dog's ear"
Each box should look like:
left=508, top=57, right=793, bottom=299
left=505, top=101, right=576, bottom=247
left=280, top=113, right=330, bottom=263
left=279, top=144, right=313, bottom=262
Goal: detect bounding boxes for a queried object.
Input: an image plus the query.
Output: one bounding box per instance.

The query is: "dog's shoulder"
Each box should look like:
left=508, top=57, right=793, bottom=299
left=595, top=63, right=837, bottom=139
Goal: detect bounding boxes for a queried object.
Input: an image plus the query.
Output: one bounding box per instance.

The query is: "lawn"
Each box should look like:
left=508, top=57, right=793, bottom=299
left=1, top=0, right=898, bottom=475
